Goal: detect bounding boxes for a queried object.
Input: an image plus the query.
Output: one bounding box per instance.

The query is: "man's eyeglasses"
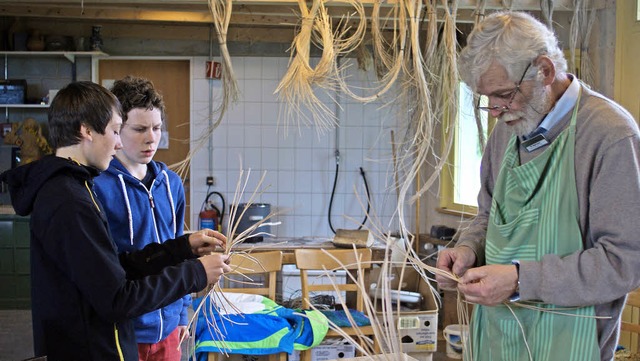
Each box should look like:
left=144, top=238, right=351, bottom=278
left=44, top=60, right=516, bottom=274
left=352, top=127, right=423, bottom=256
left=476, top=63, right=532, bottom=113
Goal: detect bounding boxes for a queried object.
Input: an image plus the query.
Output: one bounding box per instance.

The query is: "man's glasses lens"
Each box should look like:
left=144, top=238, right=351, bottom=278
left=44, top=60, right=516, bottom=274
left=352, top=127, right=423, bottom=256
left=477, top=95, right=490, bottom=111
left=475, top=63, right=531, bottom=113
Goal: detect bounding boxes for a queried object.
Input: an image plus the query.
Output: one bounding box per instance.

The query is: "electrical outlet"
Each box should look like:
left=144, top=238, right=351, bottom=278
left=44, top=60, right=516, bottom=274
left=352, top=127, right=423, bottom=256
left=206, top=176, right=214, bottom=186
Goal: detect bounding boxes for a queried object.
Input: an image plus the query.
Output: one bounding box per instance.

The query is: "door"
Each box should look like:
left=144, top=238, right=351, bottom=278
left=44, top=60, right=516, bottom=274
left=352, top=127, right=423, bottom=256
left=98, top=59, right=191, bottom=228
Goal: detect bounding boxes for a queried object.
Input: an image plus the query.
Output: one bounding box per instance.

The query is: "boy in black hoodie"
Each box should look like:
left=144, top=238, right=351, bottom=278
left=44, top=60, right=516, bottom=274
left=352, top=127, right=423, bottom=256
left=0, top=81, right=232, bottom=361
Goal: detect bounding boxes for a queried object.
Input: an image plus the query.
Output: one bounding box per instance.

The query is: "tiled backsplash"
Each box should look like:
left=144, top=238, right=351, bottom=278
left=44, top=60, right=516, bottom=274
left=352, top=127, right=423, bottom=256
left=190, top=56, right=407, bottom=238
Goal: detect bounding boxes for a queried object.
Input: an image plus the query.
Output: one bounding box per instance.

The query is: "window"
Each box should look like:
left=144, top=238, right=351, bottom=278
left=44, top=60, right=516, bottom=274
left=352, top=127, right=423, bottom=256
left=439, top=82, right=495, bottom=216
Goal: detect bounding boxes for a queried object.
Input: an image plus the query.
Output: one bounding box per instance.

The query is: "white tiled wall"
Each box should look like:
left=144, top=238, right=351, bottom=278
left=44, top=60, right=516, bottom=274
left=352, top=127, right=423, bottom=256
left=190, top=56, right=408, bottom=238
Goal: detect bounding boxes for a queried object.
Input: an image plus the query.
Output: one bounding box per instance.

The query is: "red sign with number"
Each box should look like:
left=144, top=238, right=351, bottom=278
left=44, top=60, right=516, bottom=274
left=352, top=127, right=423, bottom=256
left=206, top=61, right=222, bottom=79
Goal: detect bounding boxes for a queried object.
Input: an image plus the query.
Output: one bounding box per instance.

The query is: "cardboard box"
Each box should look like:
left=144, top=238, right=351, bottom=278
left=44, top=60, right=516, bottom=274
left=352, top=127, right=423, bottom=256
left=328, top=353, right=421, bottom=361
left=289, top=339, right=355, bottom=361
left=370, top=267, right=439, bottom=354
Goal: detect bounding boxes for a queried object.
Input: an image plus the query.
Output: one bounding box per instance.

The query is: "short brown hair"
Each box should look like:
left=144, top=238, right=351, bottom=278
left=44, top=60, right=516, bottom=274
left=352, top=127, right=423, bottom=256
left=110, top=75, right=165, bottom=123
left=48, top=81, right=122, bottom=149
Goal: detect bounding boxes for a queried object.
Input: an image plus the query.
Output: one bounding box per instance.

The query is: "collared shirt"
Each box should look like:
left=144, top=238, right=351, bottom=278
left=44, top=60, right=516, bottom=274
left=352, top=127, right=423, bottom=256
left=524, top=74, right=580, bottom=139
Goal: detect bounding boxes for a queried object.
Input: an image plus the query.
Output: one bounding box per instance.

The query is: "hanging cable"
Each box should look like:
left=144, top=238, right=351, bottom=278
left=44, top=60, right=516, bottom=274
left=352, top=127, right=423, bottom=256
left=327, top=56, right=371, bottom=234
left=328, top=164, right=372, bottom=234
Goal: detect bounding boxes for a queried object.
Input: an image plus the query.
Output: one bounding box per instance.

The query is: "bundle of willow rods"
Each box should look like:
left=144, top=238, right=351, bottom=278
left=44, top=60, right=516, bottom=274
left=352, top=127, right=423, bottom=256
left=183, top=164, right=282, bottom=354
left=275, top=0, right=337, bottom=135
left=169, top=0, right=239, bottom=181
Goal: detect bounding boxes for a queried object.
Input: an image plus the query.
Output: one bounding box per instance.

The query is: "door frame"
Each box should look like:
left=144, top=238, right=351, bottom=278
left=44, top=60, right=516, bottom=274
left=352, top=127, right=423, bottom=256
left=97, top=56, right=194, bottom=229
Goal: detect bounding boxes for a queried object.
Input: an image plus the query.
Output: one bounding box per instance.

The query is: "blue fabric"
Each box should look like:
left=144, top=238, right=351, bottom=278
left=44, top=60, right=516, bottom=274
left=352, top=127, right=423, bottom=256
left=193, top=296, right=328, bottom=361
left=320, top=309, right=371, bottom=327
left=94, top=158, right=189, bottom=343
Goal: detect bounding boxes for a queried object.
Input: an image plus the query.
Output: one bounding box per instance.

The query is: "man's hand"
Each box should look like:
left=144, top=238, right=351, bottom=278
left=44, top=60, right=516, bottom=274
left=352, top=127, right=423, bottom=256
left=457, top=264, right=519, bottom=306
left=198, top=253, right=232, bottom=285
left=435, top=246, right=477, bottom=290
left=188, top=229, right=227, bottom=256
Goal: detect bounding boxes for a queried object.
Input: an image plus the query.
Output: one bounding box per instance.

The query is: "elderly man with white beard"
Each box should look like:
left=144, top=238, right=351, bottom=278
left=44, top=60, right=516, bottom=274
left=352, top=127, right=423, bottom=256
left=435, top=11, right=640, bottom=361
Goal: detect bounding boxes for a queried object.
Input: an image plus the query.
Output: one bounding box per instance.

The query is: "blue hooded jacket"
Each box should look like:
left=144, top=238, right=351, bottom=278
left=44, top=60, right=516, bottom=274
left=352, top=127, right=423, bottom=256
left=94, top=157, right=188, bottom=344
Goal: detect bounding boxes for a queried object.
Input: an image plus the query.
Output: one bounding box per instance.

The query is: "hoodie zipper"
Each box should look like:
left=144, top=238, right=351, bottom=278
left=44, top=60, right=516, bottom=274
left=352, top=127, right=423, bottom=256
left=144, top=180, right=161, bottom=244
left=114, top=324, right=125, bottom=361
left=148, top=192, right=155, bottom=209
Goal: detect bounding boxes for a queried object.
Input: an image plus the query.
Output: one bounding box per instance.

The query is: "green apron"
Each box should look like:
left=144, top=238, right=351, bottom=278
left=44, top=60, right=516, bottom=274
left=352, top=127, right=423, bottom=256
left=467, top=91, right=600, bottom=361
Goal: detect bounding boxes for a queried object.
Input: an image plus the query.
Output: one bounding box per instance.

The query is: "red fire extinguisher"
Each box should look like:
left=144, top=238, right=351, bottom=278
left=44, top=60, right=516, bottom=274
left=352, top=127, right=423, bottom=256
left=199, top=191, right=225, bottom=232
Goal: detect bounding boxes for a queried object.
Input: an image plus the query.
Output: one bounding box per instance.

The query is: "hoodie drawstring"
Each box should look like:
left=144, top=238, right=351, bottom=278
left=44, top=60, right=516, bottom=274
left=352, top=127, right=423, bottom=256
left=161, top=170, right=177, bottom=236
left=117, top=174, right=135, bottom=245
left=84, top=181, right=101, bottom=213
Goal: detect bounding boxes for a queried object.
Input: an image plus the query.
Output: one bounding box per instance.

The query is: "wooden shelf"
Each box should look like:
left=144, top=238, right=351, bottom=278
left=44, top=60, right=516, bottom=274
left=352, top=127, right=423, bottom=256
left=0, top=51, right=108, bottom=63
left=0, top=104, right=49, bottom=108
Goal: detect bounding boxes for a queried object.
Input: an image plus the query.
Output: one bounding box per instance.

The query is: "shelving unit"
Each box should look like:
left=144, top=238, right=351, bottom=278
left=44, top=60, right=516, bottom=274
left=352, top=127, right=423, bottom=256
left=0, top=50, right=108, bottom=64
left=1, top=50, right=108, bottom=81
left=0, top=104, right=49, bottom=108
left=0, top=50, right=108, bottom=121
left=0, top=51, right=109, bottom=309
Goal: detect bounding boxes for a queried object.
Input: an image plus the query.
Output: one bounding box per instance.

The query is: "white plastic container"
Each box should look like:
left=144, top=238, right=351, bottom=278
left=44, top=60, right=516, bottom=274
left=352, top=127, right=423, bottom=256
left=281, top=264, right=347, bottom=301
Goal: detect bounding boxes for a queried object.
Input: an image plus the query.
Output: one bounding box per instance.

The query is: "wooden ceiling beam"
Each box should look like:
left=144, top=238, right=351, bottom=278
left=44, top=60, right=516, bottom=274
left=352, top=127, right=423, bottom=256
left=0, top=4, right=214, bottom=24
left=0, top=0, right=601, bottom=28
left=0, top=3, right=545, bottom=28
left=0, top=0, right=578, bottom=8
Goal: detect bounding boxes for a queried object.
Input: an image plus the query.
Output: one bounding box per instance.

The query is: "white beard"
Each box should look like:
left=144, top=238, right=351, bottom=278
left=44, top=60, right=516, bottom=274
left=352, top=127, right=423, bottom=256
left=500, top=82, right=554, bottom=137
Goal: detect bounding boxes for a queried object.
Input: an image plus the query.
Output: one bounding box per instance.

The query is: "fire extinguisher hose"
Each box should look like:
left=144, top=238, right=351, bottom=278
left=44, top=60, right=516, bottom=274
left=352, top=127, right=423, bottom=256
left=203, top=191, right=225, bottom=228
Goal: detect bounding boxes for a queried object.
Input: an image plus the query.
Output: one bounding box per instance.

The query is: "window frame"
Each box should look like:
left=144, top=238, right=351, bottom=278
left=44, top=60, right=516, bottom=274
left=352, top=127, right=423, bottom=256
left=439, top=82, right=496, bottom=217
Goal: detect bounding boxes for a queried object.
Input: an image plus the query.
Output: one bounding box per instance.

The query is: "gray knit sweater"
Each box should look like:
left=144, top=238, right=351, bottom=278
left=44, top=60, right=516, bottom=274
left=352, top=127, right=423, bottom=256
left=456, top=82, right=640, bottom=361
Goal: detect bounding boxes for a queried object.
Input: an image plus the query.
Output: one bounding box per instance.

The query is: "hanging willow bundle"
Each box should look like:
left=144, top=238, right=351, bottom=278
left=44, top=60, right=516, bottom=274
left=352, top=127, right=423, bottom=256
left=540, top=0, right=555, bottom=29
left=275, top=0, right=337, bottom=134
left=208, top=0, right=239, bottom=115
left=569, top=0, right=596, bottom=85
left=422, top=0, right=438, bottom=62
left=409, top=0, right=459, bottom=204
left=169, top=0, right=239, bottom=180
left=275, top=0, right=371, bottom=134
left=335, top=0, right=405, bottom=103
left=392, top=0, right=459, bottom=242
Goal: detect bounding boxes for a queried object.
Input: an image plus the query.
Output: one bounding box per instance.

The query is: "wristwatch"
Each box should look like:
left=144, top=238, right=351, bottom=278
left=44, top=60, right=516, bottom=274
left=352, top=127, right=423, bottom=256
left=509, top=260, right=521, bottom=302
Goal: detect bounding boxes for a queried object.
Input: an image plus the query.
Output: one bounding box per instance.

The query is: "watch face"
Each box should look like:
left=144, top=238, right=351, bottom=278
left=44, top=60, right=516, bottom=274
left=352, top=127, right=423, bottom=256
left=510, top=260, right=520, bottom=302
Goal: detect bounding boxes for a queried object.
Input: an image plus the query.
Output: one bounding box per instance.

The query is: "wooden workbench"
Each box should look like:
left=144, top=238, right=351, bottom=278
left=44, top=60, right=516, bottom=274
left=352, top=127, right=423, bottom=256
left=232, top=236, right=389, bottom=264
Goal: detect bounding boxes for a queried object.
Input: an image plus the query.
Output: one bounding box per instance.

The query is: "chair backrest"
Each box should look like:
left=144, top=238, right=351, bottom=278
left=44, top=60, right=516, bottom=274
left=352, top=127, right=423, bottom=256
left=221, top=251, right=283, bottom=300
left=294, top=248, right=372, bottom=311
left=621, top=288, right=640, bottom=353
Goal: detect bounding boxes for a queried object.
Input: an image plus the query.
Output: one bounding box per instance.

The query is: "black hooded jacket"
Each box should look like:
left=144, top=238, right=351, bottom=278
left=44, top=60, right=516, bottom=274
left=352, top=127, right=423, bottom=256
left=0, top=155, right=207, bottom=361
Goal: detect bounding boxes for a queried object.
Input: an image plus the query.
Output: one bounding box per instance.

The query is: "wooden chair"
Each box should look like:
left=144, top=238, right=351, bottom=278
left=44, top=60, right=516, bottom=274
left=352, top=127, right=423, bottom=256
left=621, top=288, right=640, bottom=353
left=294, top=248, right=375, bottom=361
left=209, top=251, right=286, bottom=361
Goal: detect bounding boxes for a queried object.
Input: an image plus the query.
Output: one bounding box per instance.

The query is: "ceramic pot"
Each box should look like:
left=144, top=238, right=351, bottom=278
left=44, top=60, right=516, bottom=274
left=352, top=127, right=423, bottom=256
left=26, top=31, right=45, bottom=51
left=90, top=25, right=103, bottom=51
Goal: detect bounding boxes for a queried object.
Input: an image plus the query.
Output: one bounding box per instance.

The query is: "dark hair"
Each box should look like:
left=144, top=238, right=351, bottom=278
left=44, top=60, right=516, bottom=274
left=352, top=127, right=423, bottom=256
left=48, top=81, right=122, bottom=149
left=110, top=75, right=165, bottom=123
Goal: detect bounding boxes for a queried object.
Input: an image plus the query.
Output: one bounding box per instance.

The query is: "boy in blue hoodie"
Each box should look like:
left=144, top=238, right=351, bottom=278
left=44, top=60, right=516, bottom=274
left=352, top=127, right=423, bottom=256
left=94, top=76, right=190, bottom=361
left=0, top=81, right=231, bottom=361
